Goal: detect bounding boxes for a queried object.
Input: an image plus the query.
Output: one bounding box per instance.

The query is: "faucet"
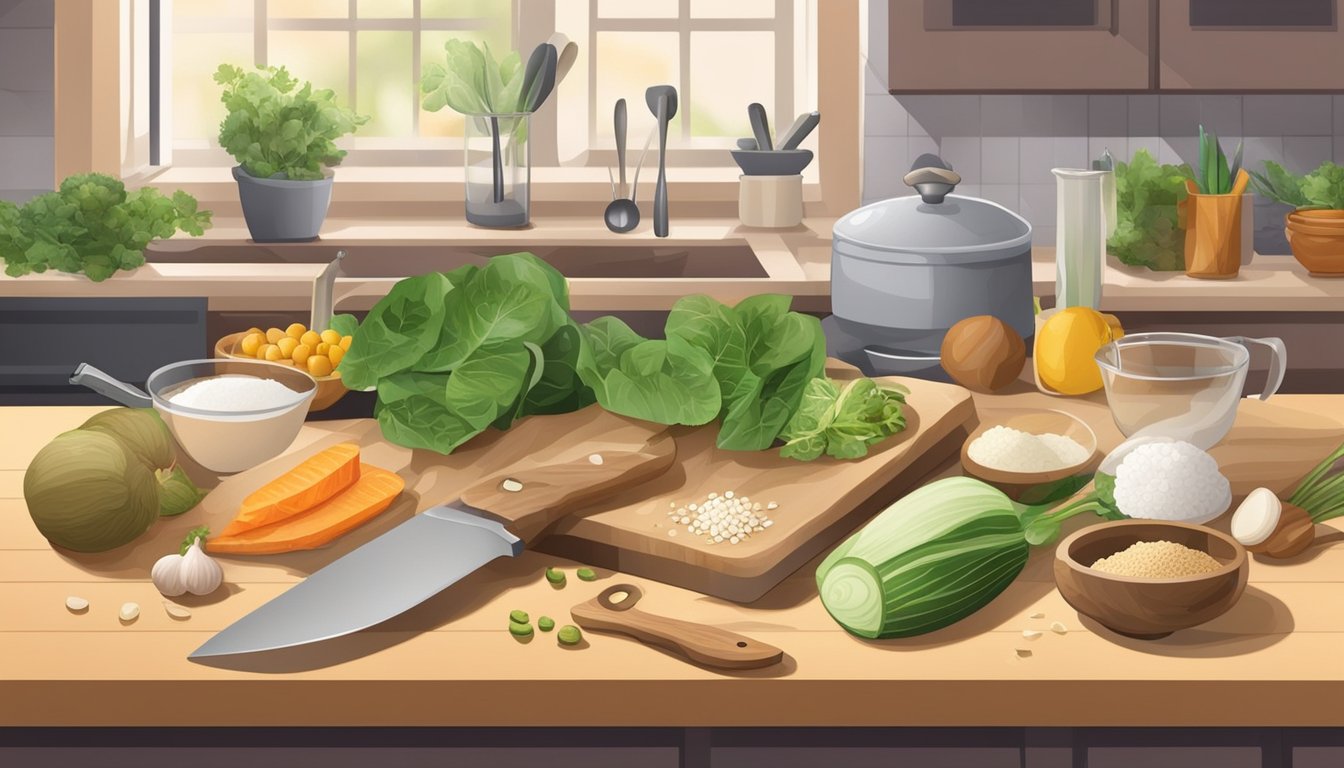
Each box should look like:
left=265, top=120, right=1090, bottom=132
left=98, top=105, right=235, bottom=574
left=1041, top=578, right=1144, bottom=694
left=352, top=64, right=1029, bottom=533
left=310, top=250, right=346, bottom=332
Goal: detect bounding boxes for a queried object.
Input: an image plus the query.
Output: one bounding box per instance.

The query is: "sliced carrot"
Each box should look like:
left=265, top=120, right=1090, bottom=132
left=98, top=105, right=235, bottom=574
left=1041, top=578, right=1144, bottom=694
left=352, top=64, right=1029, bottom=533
left=208, top=465, right=405, bottom=555
left=220, top=442, right=361, bottom=537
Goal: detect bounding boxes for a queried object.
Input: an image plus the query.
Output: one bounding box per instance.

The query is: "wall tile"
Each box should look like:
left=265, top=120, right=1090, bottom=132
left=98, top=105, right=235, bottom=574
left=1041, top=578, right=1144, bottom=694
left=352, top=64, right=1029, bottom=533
left=955, top=183, right=981, bottom=200
left=1053, top=136, right=1088, bottom=172
left=0, top=89, right=52, bottom=136
left=713, top=747, right=1021, bottom=768
left=1024, top=747, right=1074, bottom=768
left=1128, top=95, right=1159, bottom=134
left=1088, top=137, right=1127, bottom=167
left=865, top=93, right=907, bottom=136
left=1244, top=95, right=1333, bottom=136
left=1337, top=136, right=1344, bottom=163
left=981, top=137, right=1019, bottom=184
left=1052, top=95, right=1087, bottom=135
left=939, top=136, right=981, bottom=183
left=1296, top=747, right=1344, bottom=768
left=1283, top=135, right=1332, bottom=173
left=1241, top=136, right=1285, bottom=173
left=0, top=136, right=53, bottom=189
left=905, top=135, right=940, bottom=172
left=980, top=183, right=1018, bottom=211
left=1021, top=95, right=1056, bottom=135
left=1198, top=95, right=1243, bottom=137
left=981, top=95, right=1027, bottom=137
left=904, top=94, right=980, bottom=138
left=1088, top=96, right=1127, bottom=135
left=0, top=0, right=53, bottom=27
left=1160, top=95, right=1200, bottom=136
left=1019, top=137, right=1054, bottom=184
left=1335, top=95, right=1344, bottom=134
left=1160, top=136, right=1197, bottom=167
left=1033, top=225, right=1056, bottom=245
left=1019, top=183, right=1057, bottom=228
left=863, top=136, right=908, bottom=200
left=864, top=63, right=887, bottom=96
left=0, top=29, right=52, bottom=91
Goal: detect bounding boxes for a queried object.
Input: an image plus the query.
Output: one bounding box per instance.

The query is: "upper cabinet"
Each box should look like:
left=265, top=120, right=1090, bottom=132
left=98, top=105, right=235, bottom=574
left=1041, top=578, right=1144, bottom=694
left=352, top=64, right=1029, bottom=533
left=888, top=0, right=1154, bottom=92
left=1159, top=0, right=1344, bottom=90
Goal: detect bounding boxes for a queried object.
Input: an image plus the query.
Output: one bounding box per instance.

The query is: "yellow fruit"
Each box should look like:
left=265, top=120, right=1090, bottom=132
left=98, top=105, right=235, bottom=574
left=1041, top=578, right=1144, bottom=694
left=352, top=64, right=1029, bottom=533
left=261, top=344, right=283, bottom=362
left=285, top=323, right=307, bottom=339
left=328, top=346, right=345, bottom=366
left=320, top=329, right=342, bottom=346
left=265, top=328, right=285, bottom=344
left=1034, top=307, right=1125, bottom=395
left=291, top=344, right=312, bottom=365
left=244, top=327, right=264, bottom=338
left=315, top=342, right=331, bottom=356
left=300, top=330, right=321, bottom=348
left=307, top=355, right=334, bottom=377
left=239, top=332, right=265, bottom=357
left=276, top=337, right=299, bottom=357
left=340, top=335, right=352, bottom=351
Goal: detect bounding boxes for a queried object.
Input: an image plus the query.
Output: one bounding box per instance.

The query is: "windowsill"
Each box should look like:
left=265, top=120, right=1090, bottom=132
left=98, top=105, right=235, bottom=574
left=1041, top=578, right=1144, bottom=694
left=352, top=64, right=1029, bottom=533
left=131, top=165, right=825, bottom=206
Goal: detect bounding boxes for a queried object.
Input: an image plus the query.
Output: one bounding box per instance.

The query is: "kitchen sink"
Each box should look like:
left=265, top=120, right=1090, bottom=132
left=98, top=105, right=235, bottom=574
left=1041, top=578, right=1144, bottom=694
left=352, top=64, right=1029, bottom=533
left=145, top=242, right=769, bottom=279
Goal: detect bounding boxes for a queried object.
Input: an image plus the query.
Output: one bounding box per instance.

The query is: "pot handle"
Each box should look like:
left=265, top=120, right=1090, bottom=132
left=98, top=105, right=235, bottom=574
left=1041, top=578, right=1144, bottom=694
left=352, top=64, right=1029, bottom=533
left=1226, top=336, right=1287, bottom=401
left=70, top=363, right=153, bottom=408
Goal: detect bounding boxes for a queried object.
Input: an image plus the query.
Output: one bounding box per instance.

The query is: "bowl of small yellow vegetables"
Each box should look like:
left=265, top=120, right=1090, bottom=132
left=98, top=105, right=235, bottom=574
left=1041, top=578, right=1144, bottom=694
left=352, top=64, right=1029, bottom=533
left=215, top=323, right=353, bottom=411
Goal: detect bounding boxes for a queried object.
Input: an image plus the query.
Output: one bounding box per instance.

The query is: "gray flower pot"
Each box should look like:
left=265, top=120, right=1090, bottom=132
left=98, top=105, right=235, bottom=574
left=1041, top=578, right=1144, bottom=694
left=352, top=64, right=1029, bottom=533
left=232, top=166, right=334, bottom=242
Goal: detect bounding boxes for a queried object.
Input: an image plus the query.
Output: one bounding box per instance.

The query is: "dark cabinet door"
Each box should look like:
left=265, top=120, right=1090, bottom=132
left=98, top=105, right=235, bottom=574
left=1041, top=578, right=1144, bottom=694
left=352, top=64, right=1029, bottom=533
left=888, top=0, right=1154, bottom=91
left=1160, top=0, right=1344, bottom=90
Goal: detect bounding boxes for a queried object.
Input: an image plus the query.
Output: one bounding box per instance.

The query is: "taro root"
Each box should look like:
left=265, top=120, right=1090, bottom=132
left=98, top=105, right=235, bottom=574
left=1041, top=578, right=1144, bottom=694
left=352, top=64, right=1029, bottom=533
left=940, top=315, right=1026, bottom=393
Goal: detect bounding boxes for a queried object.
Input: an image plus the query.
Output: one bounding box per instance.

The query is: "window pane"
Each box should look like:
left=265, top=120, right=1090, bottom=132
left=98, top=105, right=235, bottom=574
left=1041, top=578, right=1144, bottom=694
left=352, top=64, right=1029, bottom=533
left=172, top=33, right=254, bottom=141
left=422, top=0, right=511, bottom=19
left=267, top=0, right=347, bottom=18
left=357, top=31, right=413, bottom=137
left=174, top=0, right=252, bottom=19
left=595, top=31, right=679, bottom=141
left=690, top=0, right=777, bottom=18
left=357, top=0, right=413, bottom=18
left=689, top=31, right=772, bottom=137
left=268, top=31, right=350, bottom=104
left=597, top=0, right=678, bottom=18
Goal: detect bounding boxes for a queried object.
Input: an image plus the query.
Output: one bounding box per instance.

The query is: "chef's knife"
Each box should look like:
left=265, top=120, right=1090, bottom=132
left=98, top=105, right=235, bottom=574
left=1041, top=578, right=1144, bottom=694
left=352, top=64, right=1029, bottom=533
left=190, top=435, right=675, bottom=659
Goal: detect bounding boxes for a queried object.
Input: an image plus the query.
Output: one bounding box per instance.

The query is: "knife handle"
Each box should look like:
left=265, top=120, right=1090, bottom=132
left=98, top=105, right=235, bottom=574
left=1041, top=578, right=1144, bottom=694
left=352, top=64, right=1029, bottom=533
left=459, top=434, right=676, bottom=543
left=571, top=584, right=784, bottom=670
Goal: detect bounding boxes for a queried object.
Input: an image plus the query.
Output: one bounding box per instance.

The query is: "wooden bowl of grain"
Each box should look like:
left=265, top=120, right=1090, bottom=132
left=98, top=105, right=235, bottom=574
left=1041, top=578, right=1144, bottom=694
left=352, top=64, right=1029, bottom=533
left=961, top=408, right=1100, bottom=503
left=214, top=332, right=349, bottom=412
left=1054, top=520, right=1249, bottom=640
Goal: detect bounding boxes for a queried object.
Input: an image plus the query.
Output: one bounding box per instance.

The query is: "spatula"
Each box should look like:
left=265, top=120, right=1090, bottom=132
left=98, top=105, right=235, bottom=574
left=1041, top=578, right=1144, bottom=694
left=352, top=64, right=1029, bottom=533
left=645, top=84, right=678, bottom=238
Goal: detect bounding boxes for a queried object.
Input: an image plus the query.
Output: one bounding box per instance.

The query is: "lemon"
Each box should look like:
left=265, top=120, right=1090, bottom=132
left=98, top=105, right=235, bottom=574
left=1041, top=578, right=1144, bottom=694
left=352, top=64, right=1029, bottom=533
left=1035, top=307, right=1124, bottom=395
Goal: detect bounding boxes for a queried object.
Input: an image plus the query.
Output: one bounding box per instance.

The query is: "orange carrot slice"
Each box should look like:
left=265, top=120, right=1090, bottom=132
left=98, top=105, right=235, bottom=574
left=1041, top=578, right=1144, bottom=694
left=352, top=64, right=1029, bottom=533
left=220, top=443, right=362, bottom=537
left=208, top=465, right=405, bottom=554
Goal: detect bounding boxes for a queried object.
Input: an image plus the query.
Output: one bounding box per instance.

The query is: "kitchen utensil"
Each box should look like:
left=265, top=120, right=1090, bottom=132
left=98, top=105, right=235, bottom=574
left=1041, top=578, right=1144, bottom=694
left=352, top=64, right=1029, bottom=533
left=521, top=43, right=558, bottom=114
left=309, top=249, right=345, bottom=333
left=571, top=584, right=784, bottom=670
left=1053, top=168, right=1110, bottom=310
left=1184, top=170, right=1253, bottom=279
left=860, top=346, right=947, bottom=379
left=545, top=32, right=578, bottom=88
left=537, top=370, right=978, bottom=602
left=738, top=174, right=803, bottom=228
left=960, top=408, right=1100, bottom=502
left=604, top=99, right=640, bottom=234
left=1095, top=332, right=1287, bottom=450
left=1092, top=148, right=1118, bottom=240
left=827, top=155, right=1034, bottom=372
left=645, top=84, right=677, bottom=238
left=736, top=137, right=758, bottom=151
left=776, top=110, right=820, bottom=151
left=70, top=360, right=315, bottom=474
left=747, top=102, right=773, bottom=151
left=1054, top=520, right=1248, bottom=639
left=191, top=428, right=675, bottom=658
left=730, top=149, right=814, bottom=177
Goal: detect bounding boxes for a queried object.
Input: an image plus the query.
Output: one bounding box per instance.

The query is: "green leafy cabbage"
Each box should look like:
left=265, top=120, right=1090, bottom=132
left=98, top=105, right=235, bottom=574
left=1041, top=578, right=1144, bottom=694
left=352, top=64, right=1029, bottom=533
left=1107, top=149, right=1190, bottom=271
left=215, top=64, right=369, bottom=181
left=779, top=378, right=909, bottom=461
left=421, top=39, right=526, bottom=115
left=0, top=174, right=211, bottom=281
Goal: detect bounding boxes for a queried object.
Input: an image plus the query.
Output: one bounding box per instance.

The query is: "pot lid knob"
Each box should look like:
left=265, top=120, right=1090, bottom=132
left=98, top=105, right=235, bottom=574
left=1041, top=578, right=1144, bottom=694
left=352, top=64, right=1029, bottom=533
left=903, top=166, right=961, bottom=205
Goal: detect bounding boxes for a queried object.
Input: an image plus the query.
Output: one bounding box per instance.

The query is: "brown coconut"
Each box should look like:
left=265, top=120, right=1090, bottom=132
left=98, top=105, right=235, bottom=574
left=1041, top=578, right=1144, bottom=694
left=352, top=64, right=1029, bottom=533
left=940, top=315, right=1027, bottom=393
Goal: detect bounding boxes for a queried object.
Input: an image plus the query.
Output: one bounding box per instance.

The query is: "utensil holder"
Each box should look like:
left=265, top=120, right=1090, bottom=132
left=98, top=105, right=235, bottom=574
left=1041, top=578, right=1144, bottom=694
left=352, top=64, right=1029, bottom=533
left=464, top=112, right=530, bottom=228
left=739, top=174, right=802, bottom=228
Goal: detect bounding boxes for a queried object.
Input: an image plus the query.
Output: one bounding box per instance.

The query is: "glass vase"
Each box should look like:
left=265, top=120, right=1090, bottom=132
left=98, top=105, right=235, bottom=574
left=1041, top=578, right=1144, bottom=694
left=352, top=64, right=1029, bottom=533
left=464, top=112, right=530, bottom=228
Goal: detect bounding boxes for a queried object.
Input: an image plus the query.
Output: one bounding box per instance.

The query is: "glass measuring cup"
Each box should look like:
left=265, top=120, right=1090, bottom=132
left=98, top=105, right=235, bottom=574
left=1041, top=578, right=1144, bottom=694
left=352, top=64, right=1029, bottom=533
left=1094, top=333, right=1286, bottom=449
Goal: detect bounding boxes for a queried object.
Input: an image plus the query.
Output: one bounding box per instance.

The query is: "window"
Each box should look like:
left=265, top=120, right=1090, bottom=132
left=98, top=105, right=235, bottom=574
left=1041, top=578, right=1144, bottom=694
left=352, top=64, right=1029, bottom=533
left=161, top=0, right=815, bottom=169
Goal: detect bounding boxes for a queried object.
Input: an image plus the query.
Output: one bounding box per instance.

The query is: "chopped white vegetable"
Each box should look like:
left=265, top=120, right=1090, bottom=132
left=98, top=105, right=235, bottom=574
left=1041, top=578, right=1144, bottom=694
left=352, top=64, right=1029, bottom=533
left=767, top=502, right=779, bottom=510
left=1029, top=612, right=1045, bottom=619
left=119, top=602, right=140, bottom=622
left=65, top=596, right=89, bottom=613
left=1231, top=487, right=1282, bottom=547
left=162, top=601, right=191, bottom=619
left=1022, top=630, right=1043, bottom=640
left=588, top=453, right=604, bottom=465
left=501, top=478, right=524, bottom=493
left=1050, top=621, right=1068, bottom=635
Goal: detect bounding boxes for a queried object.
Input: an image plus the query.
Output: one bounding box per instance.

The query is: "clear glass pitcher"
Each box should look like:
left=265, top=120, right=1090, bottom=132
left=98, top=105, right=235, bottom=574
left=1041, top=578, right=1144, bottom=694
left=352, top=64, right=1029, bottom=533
left=464, top=112, right=530, bottom=228
left=1052, top=168, right=1114, bottom=310
left=1094, top=333, right=1287, bottom=449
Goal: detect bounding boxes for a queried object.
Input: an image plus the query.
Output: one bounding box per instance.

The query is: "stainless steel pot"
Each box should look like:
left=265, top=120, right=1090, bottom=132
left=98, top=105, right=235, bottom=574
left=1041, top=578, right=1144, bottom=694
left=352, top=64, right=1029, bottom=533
left=828, top=159, right=1034, bottom=374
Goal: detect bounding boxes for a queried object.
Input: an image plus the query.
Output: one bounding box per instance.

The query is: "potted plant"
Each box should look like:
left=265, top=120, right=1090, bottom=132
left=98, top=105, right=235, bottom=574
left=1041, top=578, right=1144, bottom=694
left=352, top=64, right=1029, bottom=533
left=1251, top=160, right=1344, bottom=276
left=1107, top=149, right=1191, bottom=272
left=1182, top=126, right=1250, bottom=279
left=214, top=64, right=368, bottom=243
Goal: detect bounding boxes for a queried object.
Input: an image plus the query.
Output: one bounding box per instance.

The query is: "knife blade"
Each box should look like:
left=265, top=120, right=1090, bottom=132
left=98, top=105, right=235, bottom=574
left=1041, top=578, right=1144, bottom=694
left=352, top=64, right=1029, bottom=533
left=190, top=435, right=675, bottom=659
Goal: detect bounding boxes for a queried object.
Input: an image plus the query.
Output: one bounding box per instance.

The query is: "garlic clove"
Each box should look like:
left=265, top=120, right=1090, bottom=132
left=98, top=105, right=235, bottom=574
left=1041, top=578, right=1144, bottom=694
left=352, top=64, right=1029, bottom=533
left=151, top=553, right=188, bottom=597
left=119, top=602, right=140, bottom=622
left=65, top=596, right=89, bottom=613
left=162, top=601, right=191, bottom=620
left=180, top=540, right=224, bottom=596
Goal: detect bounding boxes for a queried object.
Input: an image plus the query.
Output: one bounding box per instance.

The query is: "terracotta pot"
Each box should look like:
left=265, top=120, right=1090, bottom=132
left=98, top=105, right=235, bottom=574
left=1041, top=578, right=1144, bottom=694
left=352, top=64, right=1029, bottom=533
left=1184, top=191, right=1247, bottom=279
left=1285, top=209, right=1344, bottom=276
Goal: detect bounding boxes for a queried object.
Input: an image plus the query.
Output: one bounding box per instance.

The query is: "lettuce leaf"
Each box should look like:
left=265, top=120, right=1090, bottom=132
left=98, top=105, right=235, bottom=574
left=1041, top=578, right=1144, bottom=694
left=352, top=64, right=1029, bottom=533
left=779, top=378, right=909, bottom=462
left=1107, top=149, right=1190, bottom=271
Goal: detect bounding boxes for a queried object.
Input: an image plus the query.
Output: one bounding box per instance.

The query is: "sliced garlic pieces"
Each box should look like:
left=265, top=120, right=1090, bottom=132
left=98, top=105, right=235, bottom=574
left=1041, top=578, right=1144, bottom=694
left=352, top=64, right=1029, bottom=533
left=162, top=601, right=191, bottom=620
left=119, top=602, right=140, bottom=622
left=65, top=596, right=89, bottom=613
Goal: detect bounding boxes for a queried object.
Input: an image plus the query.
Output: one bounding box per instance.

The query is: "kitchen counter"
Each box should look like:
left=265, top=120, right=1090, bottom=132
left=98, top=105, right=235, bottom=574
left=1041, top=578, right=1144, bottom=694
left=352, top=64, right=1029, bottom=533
left=0, top=215, right=1336, bottom=313
left=5, top=389, right=1344, bottom=729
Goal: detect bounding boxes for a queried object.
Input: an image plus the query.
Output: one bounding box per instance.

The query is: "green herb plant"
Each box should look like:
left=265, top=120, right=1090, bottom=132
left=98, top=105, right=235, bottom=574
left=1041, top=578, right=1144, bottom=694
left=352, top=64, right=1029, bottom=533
left=1251, top=160, right=1344, bottom=211
left=0, top=174, right=211, bottom=282
left=215, top=64, right=369, bottom=181
left=420, top=39, right=526, bottom=115
left=1107, top=149, right=1190, bottom=271
left=1190, top=125, right=1243, bottom=195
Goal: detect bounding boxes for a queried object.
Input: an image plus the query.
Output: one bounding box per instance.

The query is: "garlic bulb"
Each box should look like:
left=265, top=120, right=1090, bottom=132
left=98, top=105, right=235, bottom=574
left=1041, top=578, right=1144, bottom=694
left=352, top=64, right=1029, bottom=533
left=152, top=539, right=222, bottom=597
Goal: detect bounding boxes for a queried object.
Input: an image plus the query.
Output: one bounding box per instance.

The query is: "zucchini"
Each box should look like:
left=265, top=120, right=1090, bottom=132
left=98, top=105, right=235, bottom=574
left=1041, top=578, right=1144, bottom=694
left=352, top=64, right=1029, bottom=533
left=816, top=477, right=1029, bottom=639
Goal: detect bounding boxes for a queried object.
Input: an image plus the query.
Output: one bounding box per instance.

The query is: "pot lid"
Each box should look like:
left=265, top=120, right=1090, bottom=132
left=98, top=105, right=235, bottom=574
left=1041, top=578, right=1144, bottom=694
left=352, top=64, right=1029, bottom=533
left=834, top=158, right=1032, bottom=256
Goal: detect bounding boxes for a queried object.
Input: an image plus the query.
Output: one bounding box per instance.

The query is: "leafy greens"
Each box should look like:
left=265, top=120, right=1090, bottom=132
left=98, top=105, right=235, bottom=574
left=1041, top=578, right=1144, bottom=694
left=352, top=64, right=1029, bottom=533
left=778, top=378, right=909, bottom=461
left=1107, top=149, right=1190, bottom=271
left=0, top=174, right=211, bottom=282
left=421, top=39, right=526, bottom=115
left=1250, top=160, right=1344, bottom=211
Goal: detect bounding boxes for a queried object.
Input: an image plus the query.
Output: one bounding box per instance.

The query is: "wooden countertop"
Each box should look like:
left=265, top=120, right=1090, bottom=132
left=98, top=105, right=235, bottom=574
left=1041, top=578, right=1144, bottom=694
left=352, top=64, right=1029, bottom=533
left=6, top=389, right=1344, bottom=729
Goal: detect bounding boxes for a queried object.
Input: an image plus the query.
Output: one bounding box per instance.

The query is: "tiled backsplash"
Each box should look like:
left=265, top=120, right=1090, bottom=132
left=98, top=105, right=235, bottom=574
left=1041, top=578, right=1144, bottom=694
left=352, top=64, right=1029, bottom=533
left=862, top=2, right=1344, bottom=254
left=0, top=0, right=54, bottom=203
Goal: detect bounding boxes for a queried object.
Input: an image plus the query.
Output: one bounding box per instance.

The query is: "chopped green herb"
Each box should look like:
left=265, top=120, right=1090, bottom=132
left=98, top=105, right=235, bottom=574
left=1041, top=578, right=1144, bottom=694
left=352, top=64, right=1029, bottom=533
left=557, top=625, right=582, bottom=646
left=537, top=616, right=555, bottom=632
left=545, top=567, right=566, bottom=586
left=508, top=609, right=529, bottom=625
left=576, top=567, right=597, bottom=581
left=508, top=620, right=533, bottom=638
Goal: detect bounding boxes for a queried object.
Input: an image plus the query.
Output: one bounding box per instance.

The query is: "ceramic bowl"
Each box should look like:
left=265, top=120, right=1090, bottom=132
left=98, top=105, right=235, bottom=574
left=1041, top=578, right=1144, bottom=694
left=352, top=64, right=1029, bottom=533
left=960, top=408, right=1100, bottom=502
left=1054, top=520, right=1249, bottom=640
left=1285, top=210, right=1344, bottom=276
left=730, top=149, right=814, bottom=176
left=215, top=332, right=349, bottom=412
